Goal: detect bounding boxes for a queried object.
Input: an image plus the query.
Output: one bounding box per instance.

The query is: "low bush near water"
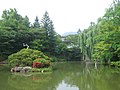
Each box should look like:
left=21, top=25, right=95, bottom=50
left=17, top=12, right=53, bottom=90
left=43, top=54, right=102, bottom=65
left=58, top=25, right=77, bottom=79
left=111, top=61, right=120, bottom=67
left=30, top=68, right=52, bottom=72
left=8, top=49, right=52, bottom=67
left=33, top=58, right=50, bottom=68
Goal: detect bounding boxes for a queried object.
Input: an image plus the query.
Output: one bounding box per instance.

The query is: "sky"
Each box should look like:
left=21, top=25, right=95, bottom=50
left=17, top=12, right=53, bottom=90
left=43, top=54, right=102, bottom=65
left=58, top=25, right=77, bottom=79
left=0, top=0, right=113, bottom=35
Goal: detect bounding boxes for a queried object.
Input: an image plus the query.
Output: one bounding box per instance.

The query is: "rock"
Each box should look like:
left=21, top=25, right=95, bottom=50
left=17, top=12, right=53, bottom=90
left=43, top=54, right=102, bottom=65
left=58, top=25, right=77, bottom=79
left=11, top=66, right=32, bottom=72
left=11, top=67, right=23, bottom=72
left=11, top=68, right=15, bottom=72
left=21, top=66, right=32, bottom=73
left=14, top=67, right=23, bottom=72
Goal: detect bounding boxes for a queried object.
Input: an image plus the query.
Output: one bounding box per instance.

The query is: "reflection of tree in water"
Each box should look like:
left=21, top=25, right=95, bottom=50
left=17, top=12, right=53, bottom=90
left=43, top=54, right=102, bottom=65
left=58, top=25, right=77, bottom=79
left=6, top=62, right=120, bottom=90
left=8, top=73, right=52, bottom=90
left=63, top=65, right=120, bottom=90
left=52, top=62, right=84, bottom=89
left=0, top=72, right=12, bottom=90
left=7, top=62, right=83, bottom=90
left=0, top=64, right=18, bottom=90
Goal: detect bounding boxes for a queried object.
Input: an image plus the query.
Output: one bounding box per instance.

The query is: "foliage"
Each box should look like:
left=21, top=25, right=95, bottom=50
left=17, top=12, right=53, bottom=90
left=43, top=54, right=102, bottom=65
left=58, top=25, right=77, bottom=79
left=78, top=1, right=120, bottom=63
left=111, top=61, right=120, bottom=67
left=41, top=11, right=57, bottom=53
left=0, top=8, right=62, bottom=60
left=32, top=62, right=41, bottom=68
left=64, top=47, right=82, bottom=61
left=1, top=1, right=120, bottom=64
left=60, top=34, right=82, bottom=61
left=0, top=8, right=31, bottom=59
left=1, top=8, right=30, bottom=30
left=33, top=16, right=40, bottom=28
left=33, top=57, right=51, bottom=68
left=0, top=8, right=73, bottom=62
left=8, top=49, right=52, bottom=67
left=64, top=34, right=79, bottom=48
left=30, top=67, right=52, bottom=72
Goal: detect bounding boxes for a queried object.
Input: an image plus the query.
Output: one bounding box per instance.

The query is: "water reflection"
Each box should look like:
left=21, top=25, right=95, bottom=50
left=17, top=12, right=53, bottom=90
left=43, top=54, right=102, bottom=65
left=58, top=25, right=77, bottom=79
left=59, top=62, right=120, bottom=90
left=8, top=72, right=52, bottom=90
left=57, top=80, right=79, bottom=90
left=0, top=62, right=120, bottom=90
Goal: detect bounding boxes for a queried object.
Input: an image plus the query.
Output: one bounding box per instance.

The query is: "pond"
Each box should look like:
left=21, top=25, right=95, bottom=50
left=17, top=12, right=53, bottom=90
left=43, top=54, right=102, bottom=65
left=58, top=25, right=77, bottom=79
left=0, top=61, right=120, bottom=90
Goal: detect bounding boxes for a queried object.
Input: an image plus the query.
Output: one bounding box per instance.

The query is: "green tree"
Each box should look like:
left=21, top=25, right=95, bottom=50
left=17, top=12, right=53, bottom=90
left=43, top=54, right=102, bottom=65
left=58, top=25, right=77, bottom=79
left=0, top=8, right=31, bottom=59
left=1, top=8, right=30, bottom=30
left=33, top=16, right=40, bottom=28
left=41, top=11, right=57, bottom=54
left=78, top=0, right=120, bottom=64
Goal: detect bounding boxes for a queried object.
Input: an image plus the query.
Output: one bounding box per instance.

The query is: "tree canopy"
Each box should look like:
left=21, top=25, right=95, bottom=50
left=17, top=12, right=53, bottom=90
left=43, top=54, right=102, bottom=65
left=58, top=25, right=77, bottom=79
left=78, top=0, right=120, bottom=64
left=0, top=1, right=120, bottom=65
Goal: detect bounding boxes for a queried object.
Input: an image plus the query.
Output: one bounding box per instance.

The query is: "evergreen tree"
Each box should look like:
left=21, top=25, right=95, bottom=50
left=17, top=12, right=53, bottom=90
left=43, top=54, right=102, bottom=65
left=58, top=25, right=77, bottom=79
left=41, top=11, right=57, bottom=53
left=33, top=16, right=40, bottom=28
left=23, top=16, right=30, bottom=28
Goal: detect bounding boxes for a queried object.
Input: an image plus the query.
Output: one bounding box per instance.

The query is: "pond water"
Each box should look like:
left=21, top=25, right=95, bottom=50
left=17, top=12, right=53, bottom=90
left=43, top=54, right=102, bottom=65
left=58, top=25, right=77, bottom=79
left=0, top=62, right=120, bottom=90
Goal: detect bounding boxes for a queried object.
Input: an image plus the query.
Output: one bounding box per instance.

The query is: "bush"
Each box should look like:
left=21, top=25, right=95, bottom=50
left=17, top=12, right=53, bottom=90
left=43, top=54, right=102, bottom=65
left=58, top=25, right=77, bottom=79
left=32, top=62, right=41, bottom=68
left=33, top=58, right=51, bottom=68
left=30, top=67, right=52, bottom=72
left=8, top=49, right=52, bottom=67
left=111, top=61, right=120, bottom=67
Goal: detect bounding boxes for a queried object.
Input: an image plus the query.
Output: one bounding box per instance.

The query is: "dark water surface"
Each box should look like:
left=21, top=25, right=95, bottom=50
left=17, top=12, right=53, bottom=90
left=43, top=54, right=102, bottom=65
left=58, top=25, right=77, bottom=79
left=0, top=62, right=120, bottom=90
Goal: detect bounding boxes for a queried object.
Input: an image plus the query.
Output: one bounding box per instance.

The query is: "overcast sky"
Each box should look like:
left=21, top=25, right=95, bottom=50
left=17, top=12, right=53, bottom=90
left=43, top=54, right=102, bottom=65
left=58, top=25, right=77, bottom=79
left=0, top=0, right=113, bottom=35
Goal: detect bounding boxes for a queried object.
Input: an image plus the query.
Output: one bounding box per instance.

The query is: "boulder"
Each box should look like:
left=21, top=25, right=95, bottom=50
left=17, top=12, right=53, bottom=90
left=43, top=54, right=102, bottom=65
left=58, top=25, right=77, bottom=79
left=21, top=66, right=32, bottom=73
left=11, top=66, right=32, bottom=72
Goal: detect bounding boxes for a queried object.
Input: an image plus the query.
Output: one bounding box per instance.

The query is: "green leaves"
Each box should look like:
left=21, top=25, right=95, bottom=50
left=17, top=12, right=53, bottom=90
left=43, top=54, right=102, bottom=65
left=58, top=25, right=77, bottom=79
left=8, top=49, right=52, bottom=67
left=41, top=11, right=57, bottom=53
left=33, top=16, right=40, bottom=28
left=0, top=8, right=30, bottom=31
left=78, top=1, right=120, bottom=62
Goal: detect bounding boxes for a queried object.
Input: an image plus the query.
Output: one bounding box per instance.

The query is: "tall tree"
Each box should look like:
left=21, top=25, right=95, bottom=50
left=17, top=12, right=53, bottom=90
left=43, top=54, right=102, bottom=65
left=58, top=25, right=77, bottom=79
left=0, top=8, right=31, bottom=59
left=41, top=11, right=50, bottom=37
left=33, top=16, right=40, bottom=28
left=1, top=8, right=30, bottom=30
left=41, top=11, right=57, bottom=53
left=78, top=0, right=120, bottom=63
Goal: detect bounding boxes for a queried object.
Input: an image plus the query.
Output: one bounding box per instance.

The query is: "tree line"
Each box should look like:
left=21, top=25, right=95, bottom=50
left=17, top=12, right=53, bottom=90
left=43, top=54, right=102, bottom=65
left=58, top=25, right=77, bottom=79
left=78, top=0, right=120, bottom=64
left=0, top=8, right=81, bottom=61
left=0, top=8, right=61, bottom=60
left=0, top=0, right=119, bottom=65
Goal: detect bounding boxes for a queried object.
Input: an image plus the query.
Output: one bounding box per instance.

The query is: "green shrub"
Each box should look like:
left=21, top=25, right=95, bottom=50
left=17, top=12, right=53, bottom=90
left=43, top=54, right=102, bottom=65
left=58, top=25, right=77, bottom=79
left=8, top=49, right=52, bottom=67
left=33, top=58, right=51, bottom=68
left=30, top=67, right=52, bottom=72
left=111, top=61, right=120, bottom=67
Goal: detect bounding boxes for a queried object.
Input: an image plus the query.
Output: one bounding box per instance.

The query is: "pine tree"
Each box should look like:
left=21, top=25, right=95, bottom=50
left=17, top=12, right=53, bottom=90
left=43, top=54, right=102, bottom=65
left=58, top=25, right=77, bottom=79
left=41, top=11, right=50, bottom=37
left=41, top=11, right=57, bottom=53
left=33, top=16, right=40, bottom=28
